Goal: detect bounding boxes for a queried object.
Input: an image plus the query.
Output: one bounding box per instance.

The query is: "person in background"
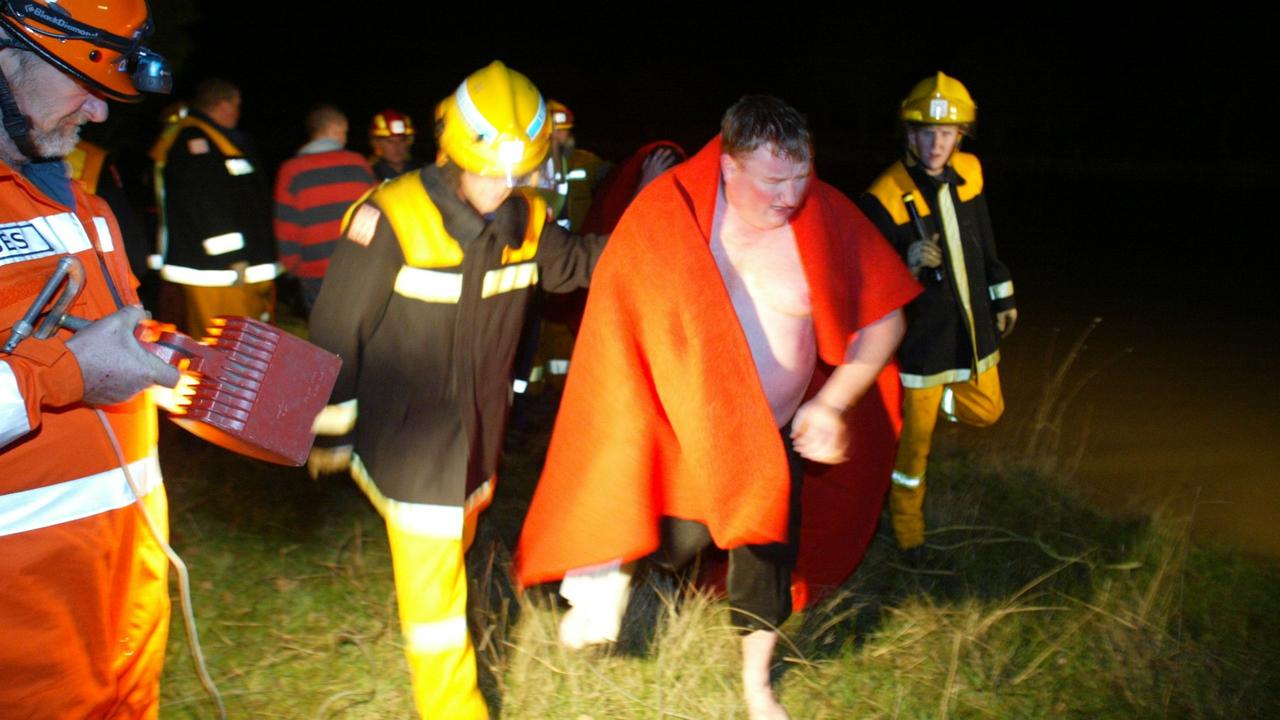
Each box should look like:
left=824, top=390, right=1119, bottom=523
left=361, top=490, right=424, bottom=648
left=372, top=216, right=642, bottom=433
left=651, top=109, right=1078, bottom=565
left=274, top=104, right=375, bottom=311
left=368, top=107, right=423, bottom=181
left=151, top=77, right=281, bottom=335
left=858, top=71, right=1018, bottom=563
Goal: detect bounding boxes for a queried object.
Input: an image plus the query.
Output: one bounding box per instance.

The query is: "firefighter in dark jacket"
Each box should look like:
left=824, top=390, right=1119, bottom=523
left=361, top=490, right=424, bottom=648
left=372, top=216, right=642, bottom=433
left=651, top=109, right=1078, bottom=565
left=859, top=72, right=1017, bottom=558
left=150, top=78, right=280, bottom=335
left=307, top=61, right=606, bottom=719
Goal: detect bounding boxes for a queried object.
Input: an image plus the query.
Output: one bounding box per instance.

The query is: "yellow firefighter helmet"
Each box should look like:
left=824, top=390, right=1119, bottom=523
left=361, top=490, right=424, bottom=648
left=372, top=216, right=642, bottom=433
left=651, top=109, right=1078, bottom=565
left=437, top=60, right=550, bottom=183
left=900, top=71, right=977, bottom=128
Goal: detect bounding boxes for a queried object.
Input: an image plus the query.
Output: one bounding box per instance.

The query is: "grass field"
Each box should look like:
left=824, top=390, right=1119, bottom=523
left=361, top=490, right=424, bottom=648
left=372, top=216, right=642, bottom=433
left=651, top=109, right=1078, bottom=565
left=155, top=395, right=1280, bottom=719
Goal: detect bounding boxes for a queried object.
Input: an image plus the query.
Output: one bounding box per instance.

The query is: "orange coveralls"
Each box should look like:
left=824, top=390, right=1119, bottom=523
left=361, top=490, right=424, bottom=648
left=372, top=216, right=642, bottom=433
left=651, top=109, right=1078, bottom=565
left=0, top=164, right=169, bottom=719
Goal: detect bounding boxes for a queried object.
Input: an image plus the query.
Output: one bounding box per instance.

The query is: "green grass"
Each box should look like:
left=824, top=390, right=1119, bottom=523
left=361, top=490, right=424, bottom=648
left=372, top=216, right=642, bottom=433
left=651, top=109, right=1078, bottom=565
left=156, top=401, right=1280, bottom=719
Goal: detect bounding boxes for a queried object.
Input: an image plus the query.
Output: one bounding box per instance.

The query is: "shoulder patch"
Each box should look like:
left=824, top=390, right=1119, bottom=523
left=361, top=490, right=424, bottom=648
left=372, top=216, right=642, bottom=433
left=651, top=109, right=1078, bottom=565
left=347, top=204, right=381, bottom=247
left=187, top=137, right=210, bottom=155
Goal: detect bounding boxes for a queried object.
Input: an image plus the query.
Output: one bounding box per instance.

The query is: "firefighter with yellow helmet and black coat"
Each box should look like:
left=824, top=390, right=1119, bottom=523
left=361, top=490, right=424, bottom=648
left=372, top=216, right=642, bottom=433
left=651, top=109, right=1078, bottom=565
left=859, top=72, right=1018, bottom=563
left=307, top=61, right=607, bottom=719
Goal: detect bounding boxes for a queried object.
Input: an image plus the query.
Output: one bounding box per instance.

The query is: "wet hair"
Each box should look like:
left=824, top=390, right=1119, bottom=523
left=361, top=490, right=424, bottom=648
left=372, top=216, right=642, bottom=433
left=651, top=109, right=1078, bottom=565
left=720, top=95, right=812, bottom=163
left=191, top=78, right=239, bottom=114
left=305, top=103, right=346, bottom=138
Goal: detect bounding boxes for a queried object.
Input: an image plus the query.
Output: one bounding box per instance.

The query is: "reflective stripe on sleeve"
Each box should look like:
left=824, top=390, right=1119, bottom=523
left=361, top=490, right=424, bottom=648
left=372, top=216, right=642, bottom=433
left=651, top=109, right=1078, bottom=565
left=989, top=280, right=1014, bottom=301
left=202, top=232, right=245, bottom=256
left=480, top=262, right=538, bottom=299
left=224, top=158, right=255, bottom=176
left=891, top=470, right=922, bottom=489
left=406, top=615, right=469, bottom=655
left=0, top=361, right=31, bottom=449
left=92, top=217, right=114, bottom=253
left=0, top=454, right=162, bottom=537
left=312, top=398, right=357, bottom=436
left=394, top=266, right=462, bottom=304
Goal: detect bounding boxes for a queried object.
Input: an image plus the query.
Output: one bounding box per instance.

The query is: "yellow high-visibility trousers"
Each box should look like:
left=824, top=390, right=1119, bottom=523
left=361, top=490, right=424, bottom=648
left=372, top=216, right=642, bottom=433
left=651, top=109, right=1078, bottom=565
left=890, top=365, right=1004, bottom=550
left=385, top=513, right=489, bottom=719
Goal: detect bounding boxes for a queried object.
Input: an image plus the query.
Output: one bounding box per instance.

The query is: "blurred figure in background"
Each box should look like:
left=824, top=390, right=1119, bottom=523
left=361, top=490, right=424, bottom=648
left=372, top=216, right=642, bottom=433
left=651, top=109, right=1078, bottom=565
left=274, top=104, right=375, bottom=311
left=368, top=108, right=423, bottom=181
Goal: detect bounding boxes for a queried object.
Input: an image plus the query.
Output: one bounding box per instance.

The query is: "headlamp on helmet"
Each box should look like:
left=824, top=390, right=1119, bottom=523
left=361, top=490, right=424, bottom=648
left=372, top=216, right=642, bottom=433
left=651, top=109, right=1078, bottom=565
left=0, top=0, right=171, bottom=102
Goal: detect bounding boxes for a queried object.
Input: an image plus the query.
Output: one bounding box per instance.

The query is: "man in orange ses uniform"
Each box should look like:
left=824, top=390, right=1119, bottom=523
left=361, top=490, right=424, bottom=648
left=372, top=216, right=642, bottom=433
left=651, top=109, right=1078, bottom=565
left=0, top=1, right=179, bottom=717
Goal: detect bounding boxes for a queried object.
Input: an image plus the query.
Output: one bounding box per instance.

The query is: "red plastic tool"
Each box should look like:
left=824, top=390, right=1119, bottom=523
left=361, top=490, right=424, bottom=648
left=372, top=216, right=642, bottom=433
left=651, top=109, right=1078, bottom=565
left=138, top=317, right=341, bottom=466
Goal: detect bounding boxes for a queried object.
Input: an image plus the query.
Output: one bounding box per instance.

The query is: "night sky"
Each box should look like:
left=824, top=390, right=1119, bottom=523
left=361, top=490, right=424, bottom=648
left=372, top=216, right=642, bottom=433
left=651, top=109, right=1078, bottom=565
left=94, top=7, right=1269, bottom=318
left=77, top=5, right=1278, bottom=549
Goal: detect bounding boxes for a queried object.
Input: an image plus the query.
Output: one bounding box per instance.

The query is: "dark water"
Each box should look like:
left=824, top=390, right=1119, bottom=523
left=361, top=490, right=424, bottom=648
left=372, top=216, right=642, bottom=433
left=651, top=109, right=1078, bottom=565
left=985, top=160, right=1279, bottom=560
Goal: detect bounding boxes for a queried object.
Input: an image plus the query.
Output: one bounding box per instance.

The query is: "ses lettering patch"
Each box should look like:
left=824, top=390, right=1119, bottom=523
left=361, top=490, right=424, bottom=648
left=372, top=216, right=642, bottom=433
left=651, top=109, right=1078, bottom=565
left=347, top=204, right=380, bottom=247
left=187, top=137, right=210, bottom=155
left=0, top=221, right=54, bottom=266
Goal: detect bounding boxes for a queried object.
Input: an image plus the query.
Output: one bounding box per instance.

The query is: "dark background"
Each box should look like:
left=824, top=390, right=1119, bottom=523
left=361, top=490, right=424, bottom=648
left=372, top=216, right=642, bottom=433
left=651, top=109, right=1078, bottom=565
left=94, top=6, right=1273, bottom=317
left=84, top=5, right=1279, bottom=552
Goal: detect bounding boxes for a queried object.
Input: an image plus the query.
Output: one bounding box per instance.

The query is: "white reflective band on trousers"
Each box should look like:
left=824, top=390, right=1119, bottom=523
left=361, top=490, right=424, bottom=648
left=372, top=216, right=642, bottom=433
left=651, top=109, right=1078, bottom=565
left=0, top=454, right=162, bottom=537
left=160, top=261, right=282, bottom=287
left=0, top=362, right=31, bottom=449
left=891, top=470, right=922, bottom=489
left=406, top=615, right=469, bottom=655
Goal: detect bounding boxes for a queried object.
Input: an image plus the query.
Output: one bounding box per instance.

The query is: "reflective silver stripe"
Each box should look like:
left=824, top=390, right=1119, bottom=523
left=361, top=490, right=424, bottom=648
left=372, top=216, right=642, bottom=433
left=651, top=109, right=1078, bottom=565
left=406, top=615, right=469, bottom=655
left=900, top=351, right=1000, bottom=389
left=43, top=212, right=93, bottom=254
left=989, top=280, right=1014, bottom=301
left=350, top=454, right=463, bottom=538
left=394, top=266, right=462, bottom=304
left=0, top=361, right=31, bottom=449
left=547, top=359, right=569, bottom=375
left=0, top=212, right=93, bottom=269
left=202, top=232, right=245, bottom=256
left=0, top=454, right=161, bottom=537
left=525, top=95, right=546, bottom=140
left=242, top=262, right=282, bottom=284
left=940, top=387, right=956, bottom=417
left=512, top=379, right=528, bottom=394
left=312, top=398, right=357, bottom=436
left=891, top=470, right=922, bottom=489
left=454, top=80, right=498, bottom=142
left=224, top=158, right=255, bottom=176
left=565, top=169, right=588, bottom=181
left=92, top=217, right=113, bottom=253
left=481, top=262, right=538, bottom=299
left=146, top=253, right=163, bottom=270
left=160, top=262, right=281, bottom=287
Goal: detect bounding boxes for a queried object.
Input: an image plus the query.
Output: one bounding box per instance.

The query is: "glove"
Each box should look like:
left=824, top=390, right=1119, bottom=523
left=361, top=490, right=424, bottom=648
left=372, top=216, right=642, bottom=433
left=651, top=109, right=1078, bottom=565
left=907, top=234, right=943, bottom=275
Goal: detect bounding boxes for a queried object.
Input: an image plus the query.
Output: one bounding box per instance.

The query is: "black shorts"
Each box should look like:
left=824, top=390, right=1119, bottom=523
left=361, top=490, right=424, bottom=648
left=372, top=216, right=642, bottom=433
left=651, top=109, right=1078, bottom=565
left=653, top=425, right=805, bottom=633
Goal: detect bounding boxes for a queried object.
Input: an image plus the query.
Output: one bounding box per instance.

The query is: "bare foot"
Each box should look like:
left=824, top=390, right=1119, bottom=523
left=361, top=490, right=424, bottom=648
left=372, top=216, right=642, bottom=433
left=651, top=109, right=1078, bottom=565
left=745, top=685, right=790, bottom=720
left=742, top=630, right=790, bottom=719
